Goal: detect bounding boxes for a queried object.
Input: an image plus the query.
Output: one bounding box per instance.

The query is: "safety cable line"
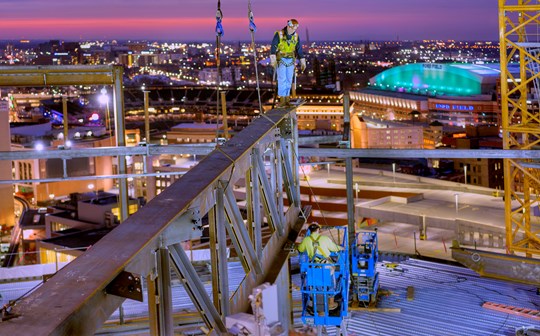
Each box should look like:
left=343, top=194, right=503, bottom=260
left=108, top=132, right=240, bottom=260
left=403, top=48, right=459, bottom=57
left=213, top=140, right=236, bottom=192
left=247, top=0, right=263, bottom=115
left=290, top=144, right=347, bottom=246
left=215, top=0, right=224, bottom=144
left=291, top=144, right=331, bottom=232
left=1, top=279, right=44, bottom=319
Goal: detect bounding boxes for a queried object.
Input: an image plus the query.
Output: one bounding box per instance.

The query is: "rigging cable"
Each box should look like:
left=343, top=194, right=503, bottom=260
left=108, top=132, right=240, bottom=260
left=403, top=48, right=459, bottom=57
left=215, top=0, right=224, bottom=143
left=248, top=0, right=263, bottom=114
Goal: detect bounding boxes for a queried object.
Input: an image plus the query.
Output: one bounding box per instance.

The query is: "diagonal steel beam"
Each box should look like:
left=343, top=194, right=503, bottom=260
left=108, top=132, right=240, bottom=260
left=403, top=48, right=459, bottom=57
left=224, top=185, right=263, bottom=275
left=168, top=243, right=228, bottom=334
left=250, top=150, right=263, bottom=260
left=214, top=183, right=230, bottom=317
left=255, top=150, right=284, bottom=236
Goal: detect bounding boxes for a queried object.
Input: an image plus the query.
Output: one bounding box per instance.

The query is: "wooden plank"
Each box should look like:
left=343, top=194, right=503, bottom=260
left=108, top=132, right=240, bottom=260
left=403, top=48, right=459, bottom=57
left=407, top=286, right=415, bottom=301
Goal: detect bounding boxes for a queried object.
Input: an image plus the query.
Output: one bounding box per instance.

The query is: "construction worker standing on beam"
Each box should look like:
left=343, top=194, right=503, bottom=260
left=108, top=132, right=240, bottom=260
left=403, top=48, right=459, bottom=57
left=270, top=18, right=306, bottom=107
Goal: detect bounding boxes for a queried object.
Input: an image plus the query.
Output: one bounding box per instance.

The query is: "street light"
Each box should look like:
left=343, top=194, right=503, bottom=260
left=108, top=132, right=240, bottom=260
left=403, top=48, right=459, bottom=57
left=88, top=183, right=97, bottom=200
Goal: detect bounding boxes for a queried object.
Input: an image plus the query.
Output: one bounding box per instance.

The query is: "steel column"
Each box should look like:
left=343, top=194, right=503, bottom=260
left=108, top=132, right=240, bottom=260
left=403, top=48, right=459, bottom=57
left=251, top=149, right=263, bottom=259
left=343, top=94, right=356, bottom=254
left=156, top=247, right=174, bottom=335
left=62, top=96, right=68, bottom=145
left=215, top=183, right=230, bottom=317
left=112, top=66, right=129, bottom=222
left=275, top=141, right=285, bottom=225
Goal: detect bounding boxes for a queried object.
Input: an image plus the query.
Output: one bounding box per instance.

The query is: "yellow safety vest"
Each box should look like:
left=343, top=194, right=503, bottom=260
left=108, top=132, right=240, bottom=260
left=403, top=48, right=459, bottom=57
left=276, top=30, right=298, bottom=59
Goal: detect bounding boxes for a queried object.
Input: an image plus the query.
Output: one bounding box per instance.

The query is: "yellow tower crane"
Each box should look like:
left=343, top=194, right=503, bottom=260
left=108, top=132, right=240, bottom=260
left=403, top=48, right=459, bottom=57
left=499, top=0, right=540, bottom=257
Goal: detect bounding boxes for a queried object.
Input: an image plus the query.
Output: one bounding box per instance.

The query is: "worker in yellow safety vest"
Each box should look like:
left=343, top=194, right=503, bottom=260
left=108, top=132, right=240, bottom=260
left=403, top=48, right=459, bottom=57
left=270, top=18, right=306, bottom=107
left=298, top=223, right=341, bottom=262
left=297, top=223, right=342, bottom=311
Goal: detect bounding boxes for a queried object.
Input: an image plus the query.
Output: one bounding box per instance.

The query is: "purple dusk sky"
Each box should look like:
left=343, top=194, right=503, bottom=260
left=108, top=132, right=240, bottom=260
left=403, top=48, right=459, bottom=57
left=2, top=0, right=498, bottom=41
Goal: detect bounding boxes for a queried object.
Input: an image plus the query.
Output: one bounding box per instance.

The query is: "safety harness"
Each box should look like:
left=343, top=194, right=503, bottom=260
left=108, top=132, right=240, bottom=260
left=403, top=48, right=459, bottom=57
left=308, top=234, right=327, bottom=263
left=276, top=30, right=298, bottom=66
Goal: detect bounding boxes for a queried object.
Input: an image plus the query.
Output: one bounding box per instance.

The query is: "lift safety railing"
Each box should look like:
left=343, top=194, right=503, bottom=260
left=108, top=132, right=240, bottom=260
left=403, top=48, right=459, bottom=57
left=0, top=107, right=303, bottom=335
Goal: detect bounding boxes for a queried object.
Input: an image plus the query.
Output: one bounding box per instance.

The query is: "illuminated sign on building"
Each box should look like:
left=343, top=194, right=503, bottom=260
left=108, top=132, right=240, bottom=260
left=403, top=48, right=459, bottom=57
left=422, top=64, right=443, bottom=70
left=435, top=104, right=474, bottom=111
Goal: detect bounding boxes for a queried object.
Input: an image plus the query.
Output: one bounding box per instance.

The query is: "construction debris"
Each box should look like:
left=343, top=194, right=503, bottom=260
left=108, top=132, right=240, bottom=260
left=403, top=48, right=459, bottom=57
left=407, top=286, right=415, bottom=301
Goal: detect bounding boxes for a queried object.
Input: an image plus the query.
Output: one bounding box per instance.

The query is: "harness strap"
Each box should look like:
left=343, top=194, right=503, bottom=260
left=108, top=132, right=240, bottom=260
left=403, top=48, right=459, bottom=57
left=308, top=235, right=324, bottom=262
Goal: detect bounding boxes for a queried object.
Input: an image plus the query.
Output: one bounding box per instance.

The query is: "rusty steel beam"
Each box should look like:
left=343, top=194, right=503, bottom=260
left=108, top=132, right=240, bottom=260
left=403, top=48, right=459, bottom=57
left=0, top=108, right=297, bottom=336
left=451, top=243, right=540, bottom=286
left=0, top=65, right=117, bottom=86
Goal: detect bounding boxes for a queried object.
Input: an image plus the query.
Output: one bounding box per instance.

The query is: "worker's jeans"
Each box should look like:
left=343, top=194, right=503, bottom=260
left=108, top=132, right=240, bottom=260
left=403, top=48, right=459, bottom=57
left=277, top=58, right=295, bottom=97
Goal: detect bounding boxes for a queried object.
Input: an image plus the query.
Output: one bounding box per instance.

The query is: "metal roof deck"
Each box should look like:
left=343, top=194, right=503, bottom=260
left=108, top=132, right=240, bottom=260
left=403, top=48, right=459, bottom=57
left=3, top=258, right=536, bottom=335
left=290, top=258, right=539, bottom=336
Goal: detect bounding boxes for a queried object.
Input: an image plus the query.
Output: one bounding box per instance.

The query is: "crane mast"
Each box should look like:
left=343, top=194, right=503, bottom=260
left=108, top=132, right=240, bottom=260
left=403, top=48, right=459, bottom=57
left=499, top=0, right=540, bottom=257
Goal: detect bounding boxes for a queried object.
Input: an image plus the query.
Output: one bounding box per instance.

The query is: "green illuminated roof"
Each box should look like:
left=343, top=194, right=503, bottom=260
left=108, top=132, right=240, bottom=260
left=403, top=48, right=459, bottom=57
left=369, top=63, right=505, bottom=96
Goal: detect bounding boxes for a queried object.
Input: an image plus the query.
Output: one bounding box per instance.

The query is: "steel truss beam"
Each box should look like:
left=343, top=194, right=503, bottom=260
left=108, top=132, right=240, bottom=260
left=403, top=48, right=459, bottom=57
left=500, top=0, right=540, bottom=256
left=0, top=108, right=302, bottom=335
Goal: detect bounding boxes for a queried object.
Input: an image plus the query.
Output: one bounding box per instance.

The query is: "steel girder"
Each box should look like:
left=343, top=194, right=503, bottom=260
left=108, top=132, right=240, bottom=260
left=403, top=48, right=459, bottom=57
left=0, top=108, right=302, bottom=335
left=0, top=65, right=117, bottom=86
left=499, top=0, right=540, bottom=256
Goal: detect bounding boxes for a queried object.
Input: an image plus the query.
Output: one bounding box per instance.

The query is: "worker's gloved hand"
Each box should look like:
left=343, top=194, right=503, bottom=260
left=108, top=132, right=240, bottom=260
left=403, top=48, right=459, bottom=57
left=270, top=54, right=277, bottom=68
left=300, top=58, right=306, bottom=72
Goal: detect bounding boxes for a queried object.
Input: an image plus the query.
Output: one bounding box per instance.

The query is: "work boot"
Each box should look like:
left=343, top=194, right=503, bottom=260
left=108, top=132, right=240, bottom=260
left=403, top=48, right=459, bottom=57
left=277, top=96, right=286, bottom=107
left=285, top=96, right=292, bottom=107
left=328, top=296, right=339, bottom=311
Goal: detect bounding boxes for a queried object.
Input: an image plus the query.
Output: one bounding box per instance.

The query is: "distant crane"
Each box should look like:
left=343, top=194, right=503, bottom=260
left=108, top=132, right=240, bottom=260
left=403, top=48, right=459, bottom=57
left=499, top=1, right=540, bottom=257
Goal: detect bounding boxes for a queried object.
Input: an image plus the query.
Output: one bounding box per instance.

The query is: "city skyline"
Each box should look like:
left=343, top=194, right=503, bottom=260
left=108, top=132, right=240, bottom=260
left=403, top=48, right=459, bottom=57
left=2, top=0, right=498, bottom=42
